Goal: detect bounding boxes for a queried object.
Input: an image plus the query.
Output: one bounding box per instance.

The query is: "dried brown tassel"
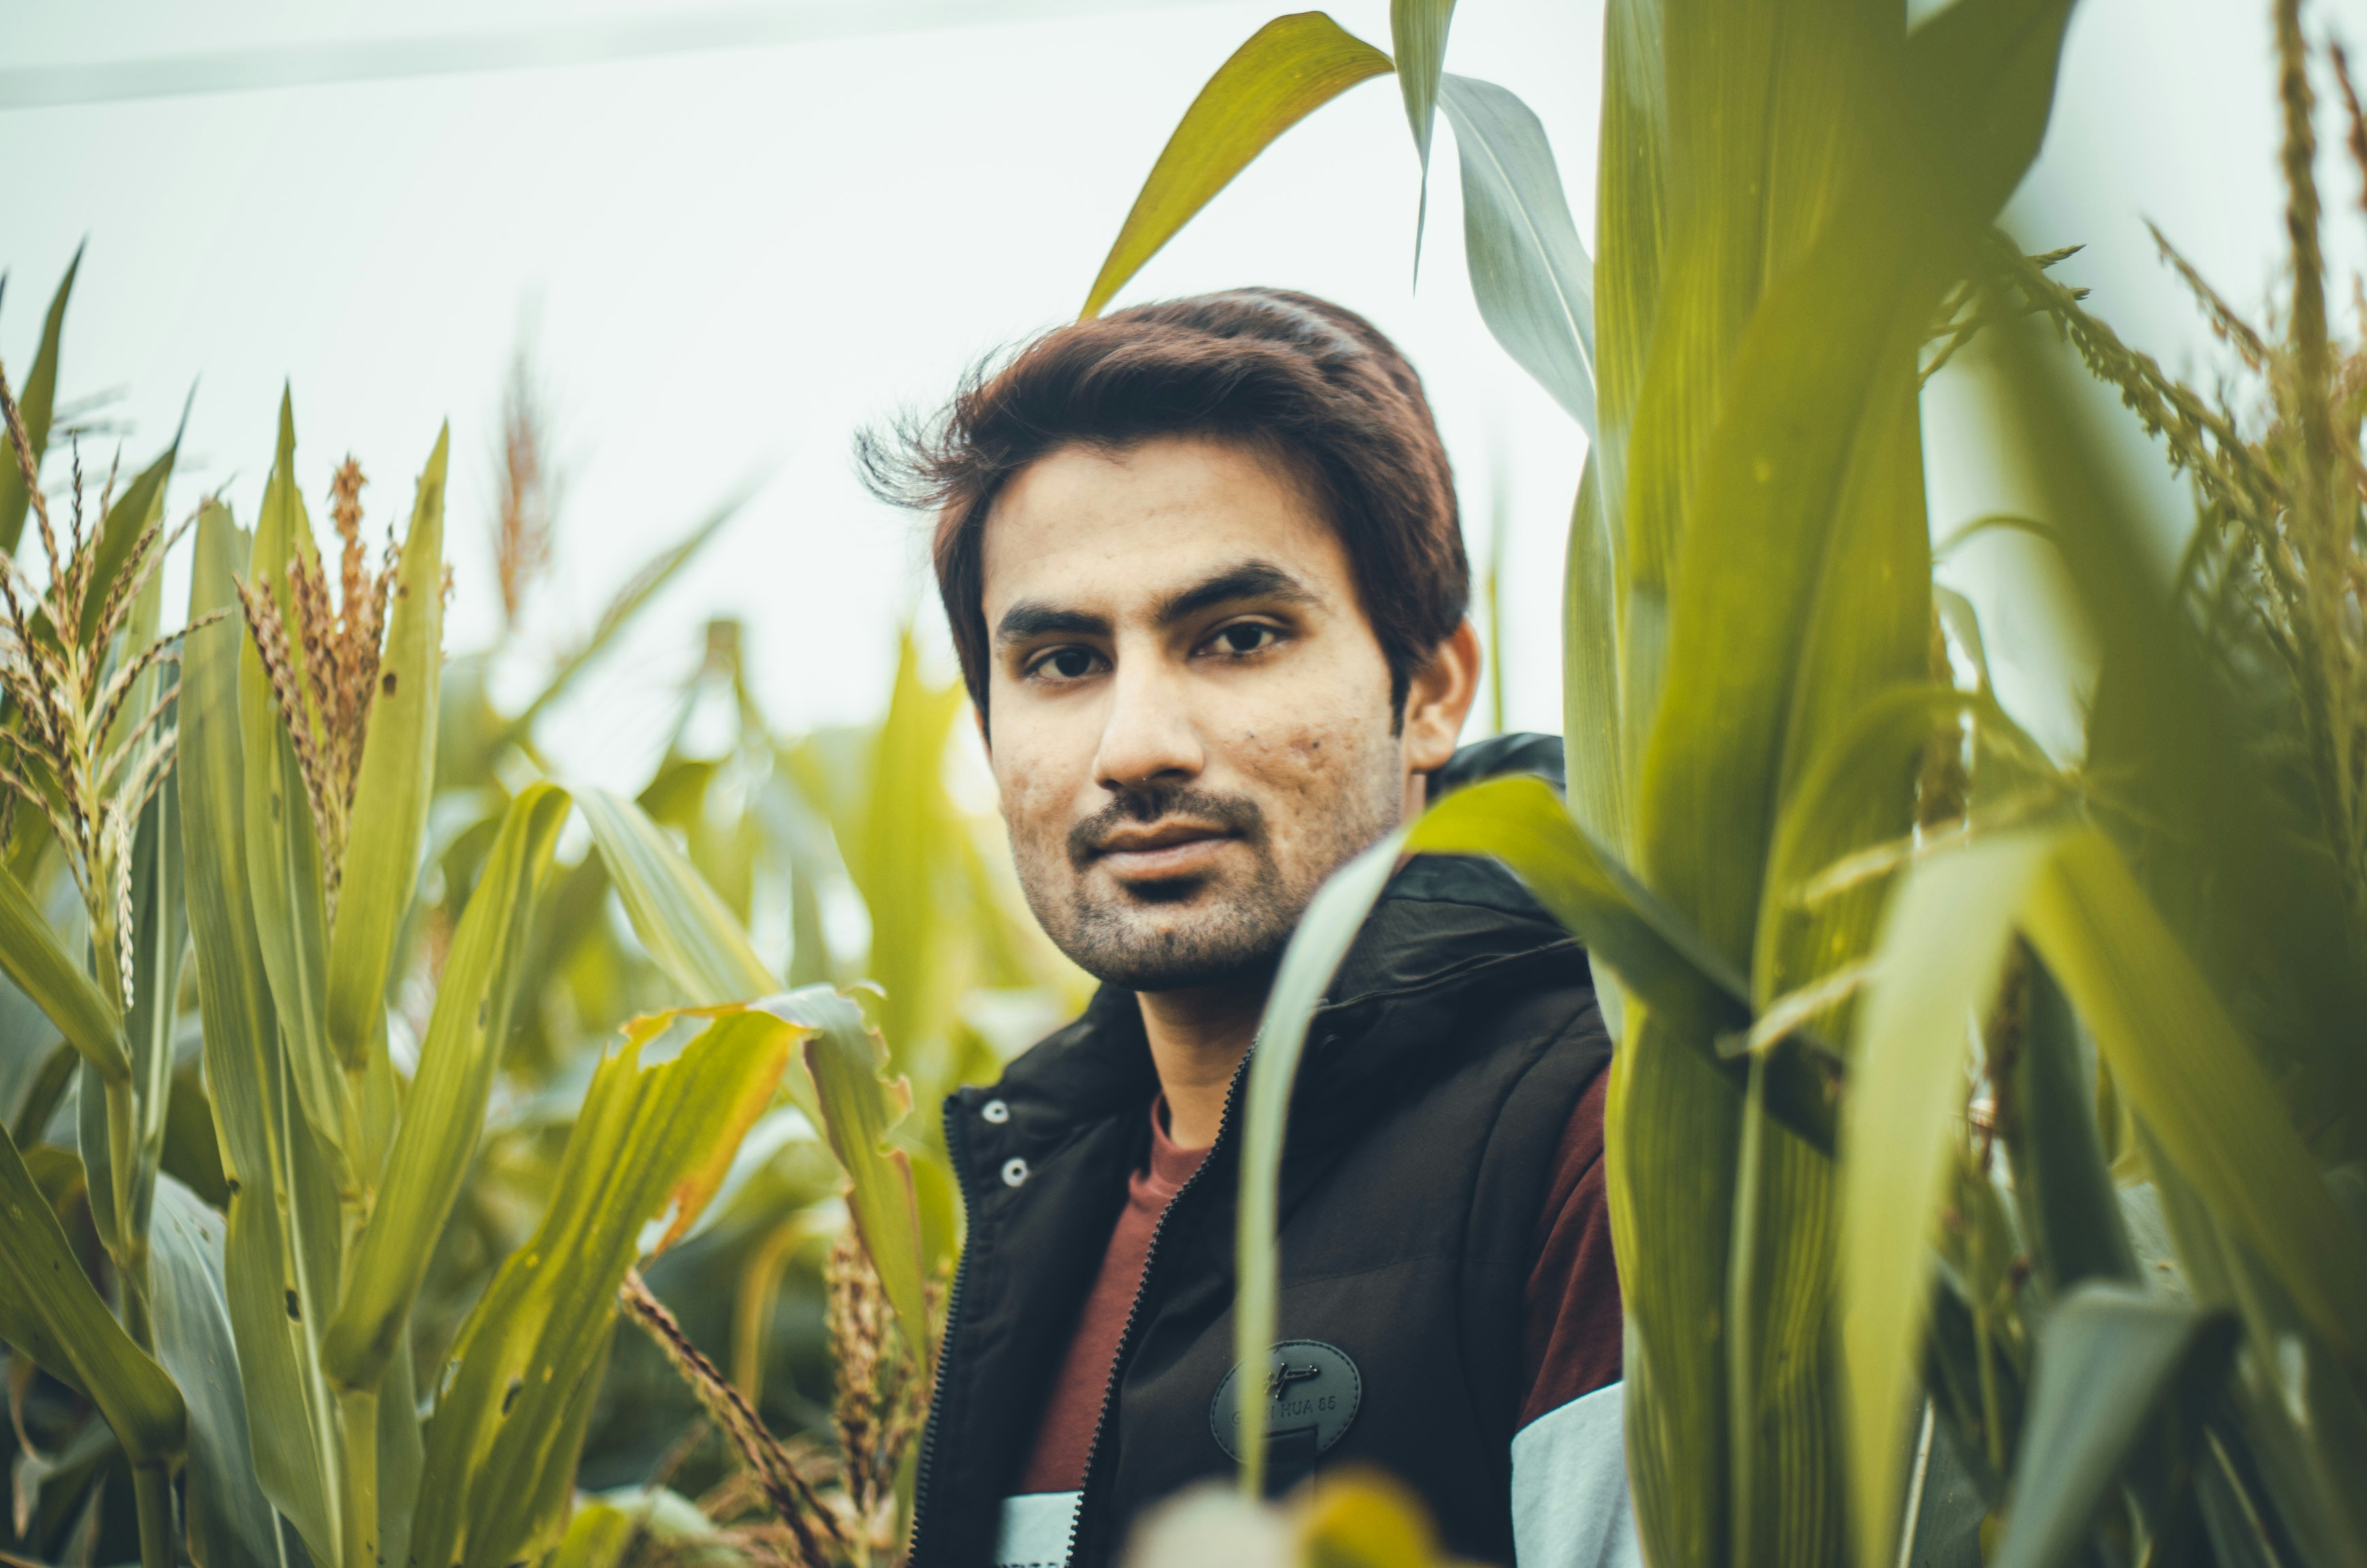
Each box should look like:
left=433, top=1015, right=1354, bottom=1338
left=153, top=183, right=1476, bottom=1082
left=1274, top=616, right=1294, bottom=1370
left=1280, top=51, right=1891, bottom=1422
left=233, top=576, right=339, bottom=872
left=824, top=1231, right=929, bottom=1531
left=619, top=1270, right=843, bottom=1567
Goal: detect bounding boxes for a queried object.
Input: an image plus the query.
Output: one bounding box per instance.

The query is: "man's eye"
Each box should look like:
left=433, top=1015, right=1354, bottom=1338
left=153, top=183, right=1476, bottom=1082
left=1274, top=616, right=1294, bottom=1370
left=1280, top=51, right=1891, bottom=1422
left=1031, top=646, right=1101, bottom=680
left=1209, top=623, right=1279, bottom=656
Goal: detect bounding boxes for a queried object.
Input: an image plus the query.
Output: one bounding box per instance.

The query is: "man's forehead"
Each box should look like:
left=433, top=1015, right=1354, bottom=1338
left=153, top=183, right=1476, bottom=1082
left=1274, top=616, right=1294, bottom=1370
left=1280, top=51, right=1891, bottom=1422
left=978, top=436, right=1346, bottom=621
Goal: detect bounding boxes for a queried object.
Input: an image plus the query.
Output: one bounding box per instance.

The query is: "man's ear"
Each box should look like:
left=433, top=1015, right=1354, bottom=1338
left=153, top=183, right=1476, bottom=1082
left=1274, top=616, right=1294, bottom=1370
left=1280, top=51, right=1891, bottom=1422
left=1402, top=619, right=1482, bottom=775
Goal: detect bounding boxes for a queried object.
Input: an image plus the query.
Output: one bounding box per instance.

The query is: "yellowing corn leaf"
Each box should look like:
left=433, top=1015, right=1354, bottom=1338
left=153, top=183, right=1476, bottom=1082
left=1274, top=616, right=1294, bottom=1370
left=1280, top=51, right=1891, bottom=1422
left=762, top=984, right=931, bottom=1370
left=1081, top=12, right=1392, bottom=317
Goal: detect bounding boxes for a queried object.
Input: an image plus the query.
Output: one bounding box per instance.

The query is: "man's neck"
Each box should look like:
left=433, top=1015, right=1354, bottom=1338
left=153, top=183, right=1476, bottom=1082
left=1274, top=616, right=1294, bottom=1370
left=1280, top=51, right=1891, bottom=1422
left=1136, top=981, right=1269, bottom=1150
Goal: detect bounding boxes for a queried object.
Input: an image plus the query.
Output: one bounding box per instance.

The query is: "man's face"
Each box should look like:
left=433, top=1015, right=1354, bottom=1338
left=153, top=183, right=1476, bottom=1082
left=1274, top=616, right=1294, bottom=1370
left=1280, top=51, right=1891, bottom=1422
left=978, top=433, right=1452, bottom=992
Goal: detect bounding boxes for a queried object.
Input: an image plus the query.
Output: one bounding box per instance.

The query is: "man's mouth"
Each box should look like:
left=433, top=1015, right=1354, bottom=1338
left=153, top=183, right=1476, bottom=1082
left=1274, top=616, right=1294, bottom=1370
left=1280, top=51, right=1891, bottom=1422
left=1088, top=820, right=1238, bottom=879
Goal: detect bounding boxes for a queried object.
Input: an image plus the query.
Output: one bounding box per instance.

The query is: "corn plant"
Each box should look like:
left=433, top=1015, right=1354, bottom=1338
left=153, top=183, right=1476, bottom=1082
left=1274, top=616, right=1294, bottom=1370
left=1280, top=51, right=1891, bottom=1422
left=1088, top=0, right=2362, bottom=1564
left=0, top=271, right=950, bottom=1568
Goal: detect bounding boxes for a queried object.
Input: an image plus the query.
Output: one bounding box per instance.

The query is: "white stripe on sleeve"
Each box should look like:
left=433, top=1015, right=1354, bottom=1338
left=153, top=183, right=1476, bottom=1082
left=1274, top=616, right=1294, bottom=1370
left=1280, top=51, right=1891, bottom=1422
left=1510, top=1380, right=1643, bottom=1568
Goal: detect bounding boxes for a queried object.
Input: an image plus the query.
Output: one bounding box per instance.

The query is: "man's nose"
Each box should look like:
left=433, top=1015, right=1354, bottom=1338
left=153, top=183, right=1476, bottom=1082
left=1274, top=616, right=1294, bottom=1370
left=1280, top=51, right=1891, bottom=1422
left=1091, top=656, right=1204, bottom=794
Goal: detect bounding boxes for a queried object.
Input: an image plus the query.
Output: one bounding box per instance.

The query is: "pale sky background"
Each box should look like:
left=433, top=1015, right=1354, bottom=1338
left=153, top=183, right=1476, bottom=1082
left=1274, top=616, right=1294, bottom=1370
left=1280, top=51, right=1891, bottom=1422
left=3, top=0, right=2361, bottom=787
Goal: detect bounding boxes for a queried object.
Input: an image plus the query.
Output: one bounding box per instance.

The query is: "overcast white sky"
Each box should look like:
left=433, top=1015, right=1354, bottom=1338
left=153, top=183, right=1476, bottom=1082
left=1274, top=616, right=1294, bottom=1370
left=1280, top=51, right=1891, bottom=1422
left=3, top=0, right=2358, bottom=787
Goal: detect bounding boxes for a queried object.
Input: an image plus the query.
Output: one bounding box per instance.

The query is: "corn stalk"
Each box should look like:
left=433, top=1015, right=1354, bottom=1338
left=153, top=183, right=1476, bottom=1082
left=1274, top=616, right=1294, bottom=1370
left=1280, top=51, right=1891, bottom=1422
left=1091, top=1, right=2360, bottom=1565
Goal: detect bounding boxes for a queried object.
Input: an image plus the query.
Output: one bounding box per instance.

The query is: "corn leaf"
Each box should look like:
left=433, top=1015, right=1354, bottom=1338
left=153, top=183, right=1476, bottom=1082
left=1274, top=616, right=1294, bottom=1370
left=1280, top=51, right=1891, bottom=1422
left=578, top=785, right=781, bottom=1007
left=2022, top=832, right=2367, bottom=1358
left=2006, top=954, right=2138, bottom=1294
left=1081, top=12, right=1392, bottom=317
left=1591, top=0, right=1665, bottom=743
left=326, top=424, right=448, bottom=1072
left=1845, top=828, right=2056, bottom=1567
left=1404, top=776, right=1843, bottom=1150
left=847, top=629, right=964, bottom=1077
left=1561, top=457, right=1628, bottom=860
left=1234, top=829, right=1405, bottom=1494
left=1435, top=73, right=1597, bottom=430
left=181, top=497, right=346, bottom=1554
left=1390, top=0, right=1456, bottom=260
left=0, top=246, right=78, bottom=554
left=242, top=392, right=345, bottom=1157
left=1988, top=1285, right=2236, bottom=1568
left=762, top=984, right=932, bottom=1369
left=410, top=1005, right=802, bottom=1568
left=151, top=1174, right=281, bottom=1568
left=1408, top=774, right=1743, bottom=1033
left=0, top=1120, right=185, bottom=1465
left=324, top=782, right=569, bottom=1393
left=0, top=854, right=126, bottom=1082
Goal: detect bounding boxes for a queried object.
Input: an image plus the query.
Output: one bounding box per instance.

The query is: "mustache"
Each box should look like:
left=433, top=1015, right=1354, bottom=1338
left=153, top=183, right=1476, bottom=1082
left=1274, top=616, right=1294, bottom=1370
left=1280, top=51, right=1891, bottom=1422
left=1067, top=785, right=1268, bottom=871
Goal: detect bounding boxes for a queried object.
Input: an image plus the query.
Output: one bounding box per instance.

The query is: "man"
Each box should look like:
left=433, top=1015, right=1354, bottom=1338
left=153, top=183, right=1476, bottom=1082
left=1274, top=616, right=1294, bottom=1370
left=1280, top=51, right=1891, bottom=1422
left=863, top=289, right=1635, bottom=1568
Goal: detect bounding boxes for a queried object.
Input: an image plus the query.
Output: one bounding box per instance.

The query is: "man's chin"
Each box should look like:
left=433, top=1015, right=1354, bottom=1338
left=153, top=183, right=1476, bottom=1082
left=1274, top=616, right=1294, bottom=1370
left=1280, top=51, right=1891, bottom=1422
left=1054, top=892, right=1289, bottom=992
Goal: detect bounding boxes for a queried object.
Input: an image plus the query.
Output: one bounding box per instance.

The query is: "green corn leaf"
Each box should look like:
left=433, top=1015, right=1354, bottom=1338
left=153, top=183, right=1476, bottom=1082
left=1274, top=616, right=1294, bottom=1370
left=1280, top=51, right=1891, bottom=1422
left=2022, top=832, right=2367, bottom=1359
left=0, top=1120, right=185, bottom=1466
left=1845, top=828, right=2058, bottom=1568
left=762, top=984, right=932, bottom=1370
left=1081, top=12, right=1393, bottom=317
left=1403, top=775, right=1839, bottom=1150
left=324, top=783, right=569, bottom=1393
left=1988, top=1285, right=2238, bottom=1568
left=1435, top=73, right=1597, bottom=430
left=0, top=248, right=80, bottom=553
left=1409, top=774, right=1744, bottom=1032
left=1591, top=0, right=1665, bottom=670
left=0, top=855, right=127, bottom=1082
left=377, top=1334, right=425, bottom=1568
left=242, top=392, right=345, bottom=1157
left=1235, top=829, right=1405, bottom=1495
left=326, top=424, right=447, bottom=1073
left=847, top=628, right=965, bottom=1078
left=151, top=1175, right=282, bottom=1568
left=410, top=1004, right=804, bottom=1568
left=578, top=785, right=782, bottom=1009
left=1390, top=0, right=1456, bottom=260
left=2005, top=953, right=2139, bottom=1295
left=181, top=497, right=345, bottom=1554
left=1561, top=460, right=1623, bottom=879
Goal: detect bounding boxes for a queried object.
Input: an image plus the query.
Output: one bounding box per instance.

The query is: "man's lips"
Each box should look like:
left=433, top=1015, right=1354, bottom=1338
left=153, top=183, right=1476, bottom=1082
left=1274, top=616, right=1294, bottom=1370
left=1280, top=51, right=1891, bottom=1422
left=1087, top=821, right=1238, bottom=877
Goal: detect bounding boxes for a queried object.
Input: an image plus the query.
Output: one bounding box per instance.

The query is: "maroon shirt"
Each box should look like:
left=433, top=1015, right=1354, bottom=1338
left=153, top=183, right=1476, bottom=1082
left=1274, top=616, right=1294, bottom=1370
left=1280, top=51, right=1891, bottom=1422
left=1017, top=1072, right=1620, bottom=1493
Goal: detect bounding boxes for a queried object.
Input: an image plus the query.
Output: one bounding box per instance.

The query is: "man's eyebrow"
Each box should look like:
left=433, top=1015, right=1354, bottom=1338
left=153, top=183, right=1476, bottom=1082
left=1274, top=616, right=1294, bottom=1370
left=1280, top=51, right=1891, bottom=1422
left=1155, top=561, right=1318, bottom=627
left=994, top=601, right=1112, bottom=646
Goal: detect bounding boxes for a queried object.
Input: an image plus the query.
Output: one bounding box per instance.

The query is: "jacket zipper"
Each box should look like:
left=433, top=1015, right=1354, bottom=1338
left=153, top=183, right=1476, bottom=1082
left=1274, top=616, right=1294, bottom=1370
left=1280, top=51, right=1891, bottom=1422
left=907, top=1094, right=977, bottom=1567
left=1061, top=1051, right=1256, bottom=1566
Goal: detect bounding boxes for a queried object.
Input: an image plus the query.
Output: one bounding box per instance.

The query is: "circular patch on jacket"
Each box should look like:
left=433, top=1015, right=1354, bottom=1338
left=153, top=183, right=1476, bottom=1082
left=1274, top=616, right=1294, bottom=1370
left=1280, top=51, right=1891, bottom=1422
left=1210, top=1339, right=1362, bottom=1465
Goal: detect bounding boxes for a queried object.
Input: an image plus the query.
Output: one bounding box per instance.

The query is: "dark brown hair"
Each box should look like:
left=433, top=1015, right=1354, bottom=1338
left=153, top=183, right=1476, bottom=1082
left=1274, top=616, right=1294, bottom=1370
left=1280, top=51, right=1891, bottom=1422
left=858, top=287, right=1467, bottom=727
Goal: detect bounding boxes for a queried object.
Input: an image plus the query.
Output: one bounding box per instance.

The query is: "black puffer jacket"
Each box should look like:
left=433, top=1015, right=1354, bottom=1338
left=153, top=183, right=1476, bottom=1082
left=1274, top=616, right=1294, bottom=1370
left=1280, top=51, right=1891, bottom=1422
left=909, top=736, right=1611, bottom=1567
